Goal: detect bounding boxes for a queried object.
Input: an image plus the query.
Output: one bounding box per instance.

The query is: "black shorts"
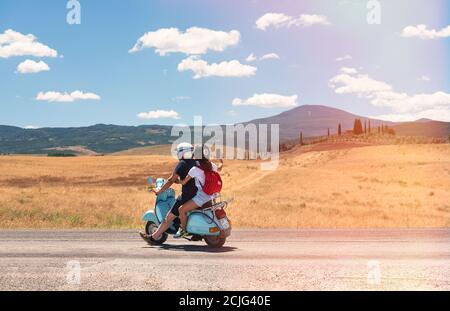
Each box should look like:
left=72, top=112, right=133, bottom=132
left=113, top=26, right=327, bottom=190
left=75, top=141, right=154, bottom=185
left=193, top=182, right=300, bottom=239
left=169, top=194, right=194, bottom=217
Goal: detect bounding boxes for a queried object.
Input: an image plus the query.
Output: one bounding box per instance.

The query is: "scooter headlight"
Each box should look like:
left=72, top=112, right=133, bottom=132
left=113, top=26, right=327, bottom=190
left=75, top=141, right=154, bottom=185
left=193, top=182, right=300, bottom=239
left=155, top=178, right=165, bottom=189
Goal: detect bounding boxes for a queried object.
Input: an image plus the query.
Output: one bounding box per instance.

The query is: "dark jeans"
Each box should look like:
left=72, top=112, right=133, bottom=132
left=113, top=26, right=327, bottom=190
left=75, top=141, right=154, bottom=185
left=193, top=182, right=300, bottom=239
left=169, top=193, right=196, bottom=217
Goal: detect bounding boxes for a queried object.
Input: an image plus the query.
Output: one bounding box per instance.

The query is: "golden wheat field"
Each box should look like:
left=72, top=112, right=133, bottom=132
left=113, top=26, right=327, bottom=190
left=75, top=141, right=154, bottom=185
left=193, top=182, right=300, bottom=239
left=0, top=143, right=449, bottom=229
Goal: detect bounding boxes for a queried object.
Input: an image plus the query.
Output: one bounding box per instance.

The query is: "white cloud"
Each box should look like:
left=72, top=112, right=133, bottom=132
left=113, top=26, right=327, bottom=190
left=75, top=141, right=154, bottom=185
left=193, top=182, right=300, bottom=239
left=23, top=125, right=40, bottom=129
left=256, top=13, right=292, bottom=30
left=296, top=14, right=331, bottom=27
left=0, top=29, right=58, bottom=58
left=36, top=91, right=101, bottom=103
left=329, top=68, right=450, bottom=121
left=401, top=24, right=450, bottom=39
left=246, top=53, right=257, bottom=62
left=256, top=13, right=330, bottom=30
left=260, top=53, right=280, bottom=60
left=336, top=54, right=352, bottom=62
left=177, top=56, right=257, bottom=79
left=137, top=110, right=181, bottom=120
left=371, top=107, right=450, bottom=122
left=419, top=75, right=431, bottom=82
left=329, top=67, right=391, bottom=95
left=129, top=27, right=240, bottom=56
left=16, top=59, right=50, bottom=74
left=232, top=93, right=298, bottom=108
left=246, top=52, right=279, bottom=62
left=371, top=91, right=450, bottom=114
left=339, top=67, right=358, bottom=75
left=172, top=96, right=191, bottom=102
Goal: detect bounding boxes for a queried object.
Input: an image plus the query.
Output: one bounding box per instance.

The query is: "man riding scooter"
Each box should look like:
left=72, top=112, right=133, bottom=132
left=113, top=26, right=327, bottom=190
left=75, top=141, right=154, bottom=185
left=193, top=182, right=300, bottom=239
left=139, top=142, right=197, bottom=244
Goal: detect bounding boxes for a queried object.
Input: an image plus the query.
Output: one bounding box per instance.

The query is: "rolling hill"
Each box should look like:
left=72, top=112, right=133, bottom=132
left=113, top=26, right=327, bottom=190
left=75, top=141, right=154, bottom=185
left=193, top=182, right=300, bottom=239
left=392, top=120, right=450, bottom=138
left=0, top=124, right=173, bottom=154
left=246, top=105, right=395, bottom=140
left=1, top=105, right=449, bottom=154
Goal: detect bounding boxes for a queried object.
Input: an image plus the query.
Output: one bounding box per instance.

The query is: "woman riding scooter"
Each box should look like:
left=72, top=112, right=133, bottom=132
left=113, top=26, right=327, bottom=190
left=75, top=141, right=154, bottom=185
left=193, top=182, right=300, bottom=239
left=174, top=146, right=223, bottom=238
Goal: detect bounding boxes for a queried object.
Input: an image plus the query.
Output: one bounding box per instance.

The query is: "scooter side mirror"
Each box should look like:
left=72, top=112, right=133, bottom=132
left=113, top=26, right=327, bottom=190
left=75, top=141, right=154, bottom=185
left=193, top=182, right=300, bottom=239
left=147, top=177, right=156, bottom=192
left=155, top=178, right=165, bottom=189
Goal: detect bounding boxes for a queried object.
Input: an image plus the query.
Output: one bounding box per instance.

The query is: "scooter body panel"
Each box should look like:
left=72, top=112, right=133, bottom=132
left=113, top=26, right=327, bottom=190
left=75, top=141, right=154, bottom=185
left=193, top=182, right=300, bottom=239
left=142, top=210, right=159, bottom=224
left=143, top=188, right=178, bottom=233
left=142, top=182, right=229, bottom=243
left=186, top=210, right=221, bottom=236
left=155, top=199, right=174, bottom=222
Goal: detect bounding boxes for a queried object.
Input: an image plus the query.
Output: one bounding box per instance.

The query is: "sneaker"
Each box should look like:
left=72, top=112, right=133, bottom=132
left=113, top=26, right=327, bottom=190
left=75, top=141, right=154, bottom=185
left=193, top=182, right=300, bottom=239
left=139, top=231, right=157, bottom=245
left=139, top=231, right=149, bottom=241
left=173, top=228, right=189, bottom=239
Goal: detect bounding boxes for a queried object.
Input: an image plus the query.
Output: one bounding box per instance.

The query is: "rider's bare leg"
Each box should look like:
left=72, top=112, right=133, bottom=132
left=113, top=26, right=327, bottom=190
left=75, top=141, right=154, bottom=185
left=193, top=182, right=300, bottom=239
left=151, top=212, right=176, bottom=240
left=179, top=200, right=200, bottom=231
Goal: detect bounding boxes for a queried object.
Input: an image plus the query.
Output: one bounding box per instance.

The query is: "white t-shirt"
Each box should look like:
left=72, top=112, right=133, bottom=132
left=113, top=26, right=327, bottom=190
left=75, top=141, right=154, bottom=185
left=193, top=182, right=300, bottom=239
left=188, top=162, right=218, bottom=190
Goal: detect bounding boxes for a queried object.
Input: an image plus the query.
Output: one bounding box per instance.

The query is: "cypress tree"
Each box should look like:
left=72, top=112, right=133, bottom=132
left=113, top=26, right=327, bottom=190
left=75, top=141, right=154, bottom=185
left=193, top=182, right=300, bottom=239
left=353, top=118, right=364, bottom=135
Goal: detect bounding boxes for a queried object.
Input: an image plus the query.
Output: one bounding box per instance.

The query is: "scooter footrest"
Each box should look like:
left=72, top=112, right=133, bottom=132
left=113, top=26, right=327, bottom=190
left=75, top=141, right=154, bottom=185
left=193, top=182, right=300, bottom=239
left=190, top=235, right=203, bottom=241
left=183, top=234, right=202, bottom=242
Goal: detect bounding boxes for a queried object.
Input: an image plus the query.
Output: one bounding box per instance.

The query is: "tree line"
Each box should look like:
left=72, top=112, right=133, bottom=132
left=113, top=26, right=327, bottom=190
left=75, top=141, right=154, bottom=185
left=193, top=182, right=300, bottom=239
left=292, top=118, right=397, bottom=150
left=337, top=119, right=396, bottom=136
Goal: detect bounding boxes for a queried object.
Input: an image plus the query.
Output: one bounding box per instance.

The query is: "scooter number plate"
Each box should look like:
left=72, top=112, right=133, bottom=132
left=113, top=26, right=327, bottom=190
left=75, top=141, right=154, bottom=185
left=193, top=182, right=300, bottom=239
left=219, top=218, right=230, bottom=230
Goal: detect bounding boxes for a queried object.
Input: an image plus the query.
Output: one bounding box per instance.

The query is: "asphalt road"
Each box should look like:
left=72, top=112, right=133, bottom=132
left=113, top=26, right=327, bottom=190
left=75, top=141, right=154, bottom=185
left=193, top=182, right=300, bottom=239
left=0, top=229, right=449, bottom=290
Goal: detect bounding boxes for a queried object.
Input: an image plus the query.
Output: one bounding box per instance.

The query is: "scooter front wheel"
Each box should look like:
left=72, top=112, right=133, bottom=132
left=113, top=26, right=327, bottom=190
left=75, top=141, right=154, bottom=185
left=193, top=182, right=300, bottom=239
left=145, top=221, right=168, bottom=245
left=204, top=235, right=226, bottom=248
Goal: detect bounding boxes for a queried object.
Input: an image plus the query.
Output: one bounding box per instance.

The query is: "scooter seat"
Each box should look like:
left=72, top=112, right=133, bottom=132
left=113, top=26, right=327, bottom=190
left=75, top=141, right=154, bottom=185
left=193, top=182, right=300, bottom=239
left=200, top=200, right=213, bottom=209
left=199, top=200, right=227, bottom=211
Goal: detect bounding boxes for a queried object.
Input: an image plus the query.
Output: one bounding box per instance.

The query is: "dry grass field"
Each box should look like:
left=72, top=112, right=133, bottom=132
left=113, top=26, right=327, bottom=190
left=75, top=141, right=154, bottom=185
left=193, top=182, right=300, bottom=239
left=0, top=143, right=449, bottom=229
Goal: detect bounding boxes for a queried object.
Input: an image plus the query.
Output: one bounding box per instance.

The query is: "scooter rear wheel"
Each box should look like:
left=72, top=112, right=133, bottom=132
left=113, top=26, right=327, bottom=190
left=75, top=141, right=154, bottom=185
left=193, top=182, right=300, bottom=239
left=145, top=222, right=168, bottom=245
left=204, top=235, right=226, bottom=248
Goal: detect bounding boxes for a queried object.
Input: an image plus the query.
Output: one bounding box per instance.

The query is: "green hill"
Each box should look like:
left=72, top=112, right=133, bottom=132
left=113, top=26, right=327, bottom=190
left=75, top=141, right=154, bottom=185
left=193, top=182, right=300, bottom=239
left=0, top=124, right=173, bottom=154
left=1, top=105, right=449, bottom=155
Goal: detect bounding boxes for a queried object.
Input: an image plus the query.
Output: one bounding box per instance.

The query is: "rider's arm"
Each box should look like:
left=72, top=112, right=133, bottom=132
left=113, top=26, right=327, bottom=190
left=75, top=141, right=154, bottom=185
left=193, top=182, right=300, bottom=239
left=179, top=174, right=193, bottom=186
left=215, top=159, right=224, bottom=172
left=153, top=173, right=179, bottom=195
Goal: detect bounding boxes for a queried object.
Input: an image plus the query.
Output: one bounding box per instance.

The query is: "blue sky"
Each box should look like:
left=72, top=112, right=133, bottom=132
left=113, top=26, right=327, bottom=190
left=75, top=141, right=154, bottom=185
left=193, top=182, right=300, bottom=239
left=0, top=0, right=449, bottom=128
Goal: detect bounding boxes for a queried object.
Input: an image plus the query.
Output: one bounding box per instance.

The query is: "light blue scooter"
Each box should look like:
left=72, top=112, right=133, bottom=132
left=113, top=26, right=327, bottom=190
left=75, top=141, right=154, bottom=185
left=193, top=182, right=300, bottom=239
left=142, top=177, right=232, bottom=248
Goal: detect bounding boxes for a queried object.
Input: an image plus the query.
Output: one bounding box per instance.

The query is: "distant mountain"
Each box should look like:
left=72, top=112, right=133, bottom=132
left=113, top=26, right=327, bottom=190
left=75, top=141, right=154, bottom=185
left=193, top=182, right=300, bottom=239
left=414, top=118, right=435, bottom=123
left=246, top=105, right=395, bottom=140
left=1, top=105, right=449, bottom=154
left=0, top=124, right=173, bottom=154
left=393, top=120, right=450, bottom=138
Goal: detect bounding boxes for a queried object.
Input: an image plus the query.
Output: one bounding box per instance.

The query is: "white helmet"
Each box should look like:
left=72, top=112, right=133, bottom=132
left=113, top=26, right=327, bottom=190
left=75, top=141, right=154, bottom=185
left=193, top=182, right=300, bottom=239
left=176, top=143, right=194, bottom=160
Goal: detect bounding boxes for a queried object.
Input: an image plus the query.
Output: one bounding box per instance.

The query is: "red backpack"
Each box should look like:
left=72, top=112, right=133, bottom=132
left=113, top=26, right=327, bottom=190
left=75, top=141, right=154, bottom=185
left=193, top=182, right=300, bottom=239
left=200, top=168, right=223, bottom=195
